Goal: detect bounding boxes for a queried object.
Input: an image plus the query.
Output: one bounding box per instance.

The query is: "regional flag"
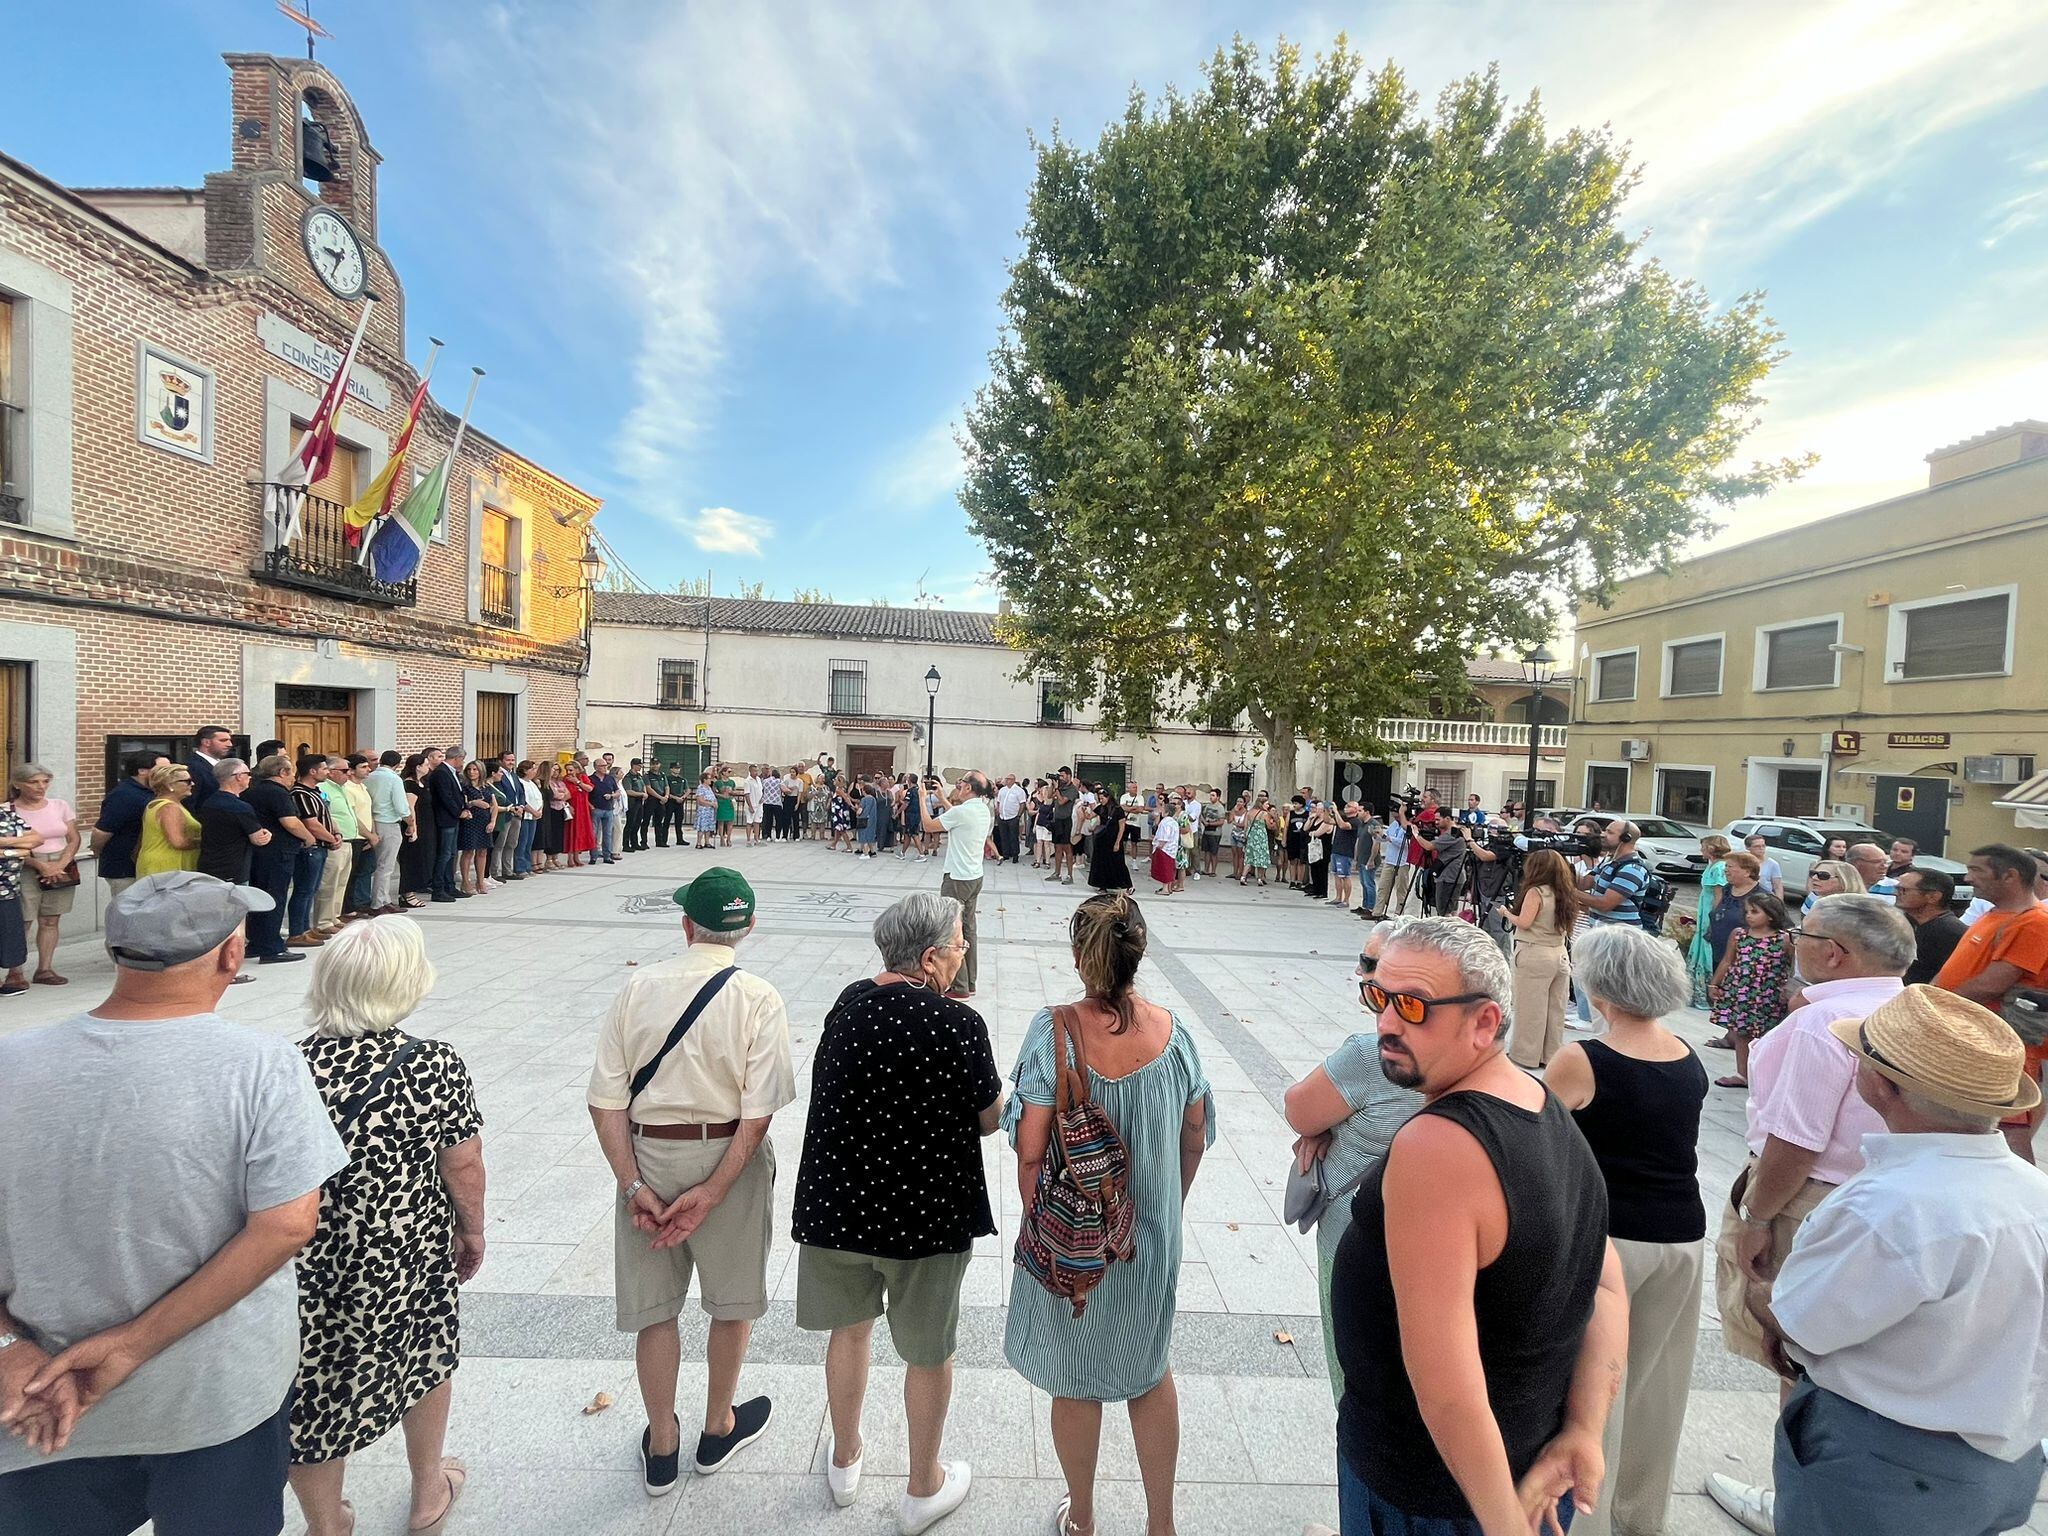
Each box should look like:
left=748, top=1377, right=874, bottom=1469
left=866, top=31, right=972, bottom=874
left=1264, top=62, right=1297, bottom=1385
left=263, top=298, right=375, bottom=550
left=343, top=344, right=439, bottom=547
left=363, top=367, right=481, bottom=587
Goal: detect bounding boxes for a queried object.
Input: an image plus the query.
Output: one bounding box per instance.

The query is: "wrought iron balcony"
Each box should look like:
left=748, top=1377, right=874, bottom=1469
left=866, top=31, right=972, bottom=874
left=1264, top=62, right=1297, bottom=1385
left=253, top=485, right=416, bottom=606
left=480, top=560, right=517, bottom=628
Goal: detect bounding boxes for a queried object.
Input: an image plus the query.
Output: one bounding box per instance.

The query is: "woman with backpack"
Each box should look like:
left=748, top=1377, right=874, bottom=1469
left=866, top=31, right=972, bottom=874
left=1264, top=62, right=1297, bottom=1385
left=1003, top=892, right=1214, bottom=1536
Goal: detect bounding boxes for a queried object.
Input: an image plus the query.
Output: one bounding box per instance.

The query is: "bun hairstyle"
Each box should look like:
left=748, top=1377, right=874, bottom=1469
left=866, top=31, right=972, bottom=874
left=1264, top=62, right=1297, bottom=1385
left=1070, top=890, right=1147, bottom=1034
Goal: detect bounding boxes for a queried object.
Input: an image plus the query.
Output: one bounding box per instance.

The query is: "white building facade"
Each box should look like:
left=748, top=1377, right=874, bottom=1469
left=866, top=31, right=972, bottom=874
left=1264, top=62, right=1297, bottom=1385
left=585, top=595, right=1567, bottom=808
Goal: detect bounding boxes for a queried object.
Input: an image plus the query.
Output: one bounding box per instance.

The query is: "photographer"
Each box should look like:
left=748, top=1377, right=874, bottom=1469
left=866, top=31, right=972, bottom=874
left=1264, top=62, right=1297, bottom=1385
left=1372, top=800, right=1415, bottom=918
left=1580, top=818, right=1652, bottom=929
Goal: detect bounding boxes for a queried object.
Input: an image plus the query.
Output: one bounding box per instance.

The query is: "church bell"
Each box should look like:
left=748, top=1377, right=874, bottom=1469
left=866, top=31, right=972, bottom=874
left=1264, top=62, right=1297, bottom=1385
left=301, top=117, right=340, bottom=182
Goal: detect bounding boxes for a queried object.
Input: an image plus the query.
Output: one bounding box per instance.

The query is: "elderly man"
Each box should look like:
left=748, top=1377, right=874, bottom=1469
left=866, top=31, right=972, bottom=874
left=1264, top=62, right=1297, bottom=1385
left=1714, top=988, right=2048, bottom=1536
left=0, top=872, right=343, bottom=1535
left=1895, top=868, right=1964, bottom=985
left=1705, top=893, right=1913, bottom=1533
left=993, top=774, right=1027, bottom=863
left=1330, top=918, right=1626, bottom=1531
left=587, top=868, right=795, bottom=1499
left=1845, top=842, right=1898, bottom=898
left=919, top=771, right=994, bottom=1001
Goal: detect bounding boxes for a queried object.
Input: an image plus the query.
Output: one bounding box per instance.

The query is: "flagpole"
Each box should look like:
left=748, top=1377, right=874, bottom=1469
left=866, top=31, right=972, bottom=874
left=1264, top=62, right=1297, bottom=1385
left=440, top=367, right=484, bottom=528
left=270, top=295, right=377, bottom=548
left=353, top=339, right=444, bottom=566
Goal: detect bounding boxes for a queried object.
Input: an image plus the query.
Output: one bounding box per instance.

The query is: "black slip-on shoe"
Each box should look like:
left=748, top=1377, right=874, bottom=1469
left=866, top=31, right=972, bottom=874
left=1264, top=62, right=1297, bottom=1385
left=257, top=951, right=306, bottom=964
left=642, top=1415, right=681, bottom=1497
left=694, top=1396, right=772, bottom=1475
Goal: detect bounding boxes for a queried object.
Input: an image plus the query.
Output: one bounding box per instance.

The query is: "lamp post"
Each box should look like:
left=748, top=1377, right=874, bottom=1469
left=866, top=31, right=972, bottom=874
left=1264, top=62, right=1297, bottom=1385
left=543, top=535, right=608, bottom=746
left=1520, top=645, right=1557, bottom=822
left=924, top=666, right=941, bottom=779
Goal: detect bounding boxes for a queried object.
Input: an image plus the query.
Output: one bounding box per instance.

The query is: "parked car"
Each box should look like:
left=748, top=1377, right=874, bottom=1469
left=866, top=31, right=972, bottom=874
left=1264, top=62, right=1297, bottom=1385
left=1723, top=816, right=1973, bottom=907
left=1549, top=809, right=1711, bottom=883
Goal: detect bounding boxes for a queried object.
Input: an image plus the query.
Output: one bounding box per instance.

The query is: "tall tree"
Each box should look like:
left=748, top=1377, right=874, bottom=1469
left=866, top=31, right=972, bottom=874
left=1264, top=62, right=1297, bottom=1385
left=962, top=39, right=1804, bottom=793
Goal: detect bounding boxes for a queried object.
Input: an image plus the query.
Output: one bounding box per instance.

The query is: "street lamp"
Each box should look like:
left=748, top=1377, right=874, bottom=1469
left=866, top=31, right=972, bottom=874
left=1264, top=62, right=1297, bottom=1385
left=924, top=666, right=941, bottom=779
left=1520, top=645, right=1557, bottom=822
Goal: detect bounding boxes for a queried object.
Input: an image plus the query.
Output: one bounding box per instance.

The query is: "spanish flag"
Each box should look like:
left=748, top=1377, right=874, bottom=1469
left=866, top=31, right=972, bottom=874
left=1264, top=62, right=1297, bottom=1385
left=343, top=341, right=440, bottom=546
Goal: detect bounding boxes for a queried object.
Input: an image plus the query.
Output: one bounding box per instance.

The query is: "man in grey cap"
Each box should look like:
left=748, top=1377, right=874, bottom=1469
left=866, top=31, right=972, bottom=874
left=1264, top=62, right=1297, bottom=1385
left=0, top=872, right=345, bottom=1535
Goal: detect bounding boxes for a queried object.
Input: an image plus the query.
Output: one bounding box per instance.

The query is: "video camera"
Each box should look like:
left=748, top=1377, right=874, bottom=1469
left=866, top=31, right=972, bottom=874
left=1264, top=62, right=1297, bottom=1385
left=1519, top=828, right=1602, bottom=859
left=1394, top=785, right=1427, bottom=816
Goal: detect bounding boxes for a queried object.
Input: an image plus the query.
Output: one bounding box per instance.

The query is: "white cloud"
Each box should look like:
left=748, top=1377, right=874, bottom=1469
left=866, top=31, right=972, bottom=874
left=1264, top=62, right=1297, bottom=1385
left=879, top=419, right=965, bottom=508
left=675, top=507, right=774, bottom=558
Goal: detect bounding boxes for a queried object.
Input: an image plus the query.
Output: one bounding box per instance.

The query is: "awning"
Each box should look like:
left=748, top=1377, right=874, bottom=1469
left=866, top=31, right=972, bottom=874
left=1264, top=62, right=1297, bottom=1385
left=1830, top=758, right=1957, bottom=779
left=1995, top=768, right=2048, bottom=830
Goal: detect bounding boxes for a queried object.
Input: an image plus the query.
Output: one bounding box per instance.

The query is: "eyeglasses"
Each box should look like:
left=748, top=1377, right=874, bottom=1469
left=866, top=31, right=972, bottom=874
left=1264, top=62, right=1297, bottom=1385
left=1787, top=926, right=1845, bottom=950
left=1361, top=979, right=1491, bottom=1024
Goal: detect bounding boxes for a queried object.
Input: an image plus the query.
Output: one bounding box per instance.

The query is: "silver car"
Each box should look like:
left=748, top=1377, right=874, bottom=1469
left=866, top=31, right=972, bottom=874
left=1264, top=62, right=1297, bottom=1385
left=1723, top=817, right=1973, bottom=906
left=1550, top=810, right=1712, bottom=883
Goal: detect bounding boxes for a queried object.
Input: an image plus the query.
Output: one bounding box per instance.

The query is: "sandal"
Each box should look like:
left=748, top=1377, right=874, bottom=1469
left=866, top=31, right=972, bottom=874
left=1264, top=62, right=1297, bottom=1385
left=1051, top=1495, right=1093, bottom=1536
left=408, top=1456, right=467, bottom=1534
left=31, top=970, right=66, bottom=986
left=1715, top=1075, right=1749, bottom=1089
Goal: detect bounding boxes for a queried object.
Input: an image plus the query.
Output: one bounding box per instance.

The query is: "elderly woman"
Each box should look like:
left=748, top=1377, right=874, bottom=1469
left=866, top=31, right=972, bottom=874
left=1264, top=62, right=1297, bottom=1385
left=1542, top=923, right=1708, bottom=1536
left=135, top=761, right=202, bottom=878
left=1005, top=891, right=1213, bottom=1536
left=792, top=892, right=1001, bottom=1531
left=1284, top=919, right=1422, bottom=1398
left=290, top=918, right=485, bottom=1536
left=9, top=762, right=79, bottom=986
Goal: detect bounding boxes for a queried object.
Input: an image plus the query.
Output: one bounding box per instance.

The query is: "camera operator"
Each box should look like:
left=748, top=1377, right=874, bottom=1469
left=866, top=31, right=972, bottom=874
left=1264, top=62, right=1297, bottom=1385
left=1372, top=799, right=1415, bottom=918
left=1579, top=818, right=1652, bottom=930
left=1429, top=814, right=1471, bottom=916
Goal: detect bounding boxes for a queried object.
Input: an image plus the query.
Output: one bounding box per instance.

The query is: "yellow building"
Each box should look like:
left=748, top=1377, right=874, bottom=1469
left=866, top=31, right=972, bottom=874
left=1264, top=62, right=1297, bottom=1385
left=1563, top=421, right=2048, bottom=857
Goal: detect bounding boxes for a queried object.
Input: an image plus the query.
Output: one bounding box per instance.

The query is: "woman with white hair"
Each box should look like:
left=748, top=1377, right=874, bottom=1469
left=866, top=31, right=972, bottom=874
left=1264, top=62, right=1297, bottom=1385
left=1542, top=921, right=1709, bottom=1536
left=793, top=890, right=1001, bottom=1532
left=289, top=918, right=485, bottom=1536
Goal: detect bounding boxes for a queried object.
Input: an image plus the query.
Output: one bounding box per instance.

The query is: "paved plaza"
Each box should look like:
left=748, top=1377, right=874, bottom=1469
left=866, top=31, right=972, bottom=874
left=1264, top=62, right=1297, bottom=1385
left=11, top=843, right=2043, bottom=1535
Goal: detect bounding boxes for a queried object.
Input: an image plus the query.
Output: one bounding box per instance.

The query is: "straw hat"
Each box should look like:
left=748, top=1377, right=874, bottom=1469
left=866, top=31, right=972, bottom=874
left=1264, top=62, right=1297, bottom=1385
left=1828, top=984, right=2043, bottom=1117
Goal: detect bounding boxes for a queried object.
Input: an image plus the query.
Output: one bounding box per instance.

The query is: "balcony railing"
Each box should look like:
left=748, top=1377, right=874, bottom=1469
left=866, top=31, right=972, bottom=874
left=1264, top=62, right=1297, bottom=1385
left=254, top=486, right=417, bottom=606
left=480, top=560, right=517, bottom=627
left=1379, top=718, right=1569, bottom=751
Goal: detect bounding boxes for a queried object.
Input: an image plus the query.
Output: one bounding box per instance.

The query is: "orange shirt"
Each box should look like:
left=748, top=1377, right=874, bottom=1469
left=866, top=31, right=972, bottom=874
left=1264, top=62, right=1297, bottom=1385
left=1935, top=905, right=2048, bottom=995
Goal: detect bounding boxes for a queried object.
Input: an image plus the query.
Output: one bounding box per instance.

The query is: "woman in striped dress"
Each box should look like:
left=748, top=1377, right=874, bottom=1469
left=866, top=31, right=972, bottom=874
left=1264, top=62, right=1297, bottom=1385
left=1003, top=893, right=1213, bottom=1536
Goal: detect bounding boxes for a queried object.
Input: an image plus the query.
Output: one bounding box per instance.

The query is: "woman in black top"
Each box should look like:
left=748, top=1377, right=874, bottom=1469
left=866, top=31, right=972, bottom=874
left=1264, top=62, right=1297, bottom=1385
left=792, top=891, right=1002, bottom=1526
left=1543, top=922, right=1709, bottom=1536
left=1086, top=798, right=1132, bottom=891
left=397, top=753, right=433, bottom=907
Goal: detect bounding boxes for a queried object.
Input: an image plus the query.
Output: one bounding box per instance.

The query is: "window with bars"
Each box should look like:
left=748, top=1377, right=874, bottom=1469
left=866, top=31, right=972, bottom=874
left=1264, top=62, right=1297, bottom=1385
left=1592, top=651, right=1637, bottom=702
left=828, top=658, right=867, bottom=715
left=1664, top=637, right=1722, bottom=697
left=1760, top=620, right=1838, bottom=690
left=1894, top=591, right=2012, bottom=679
left=1038, top=679, right=1069, bottom=723
left=480, top=509, right=518, bottom=628
left=658, top=659, right=698, bottom=708
left=0, top=295, right=19, bottom=524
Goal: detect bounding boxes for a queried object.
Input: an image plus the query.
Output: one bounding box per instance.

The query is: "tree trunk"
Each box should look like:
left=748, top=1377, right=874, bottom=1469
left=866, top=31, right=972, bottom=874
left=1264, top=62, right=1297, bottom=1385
left=1263, top=717, right=1297, bottom=801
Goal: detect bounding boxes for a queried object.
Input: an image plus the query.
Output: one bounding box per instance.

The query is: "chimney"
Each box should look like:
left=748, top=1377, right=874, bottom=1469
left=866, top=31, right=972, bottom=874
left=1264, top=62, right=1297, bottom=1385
left=998, top=598, right=1012, bottom=617
left=1925, top=421, right=2048, bottom=489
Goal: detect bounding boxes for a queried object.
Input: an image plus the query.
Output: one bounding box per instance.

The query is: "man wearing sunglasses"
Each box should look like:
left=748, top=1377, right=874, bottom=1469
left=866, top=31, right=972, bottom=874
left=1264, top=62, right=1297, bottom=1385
left=1330, top=918, right=1626, bottom=1534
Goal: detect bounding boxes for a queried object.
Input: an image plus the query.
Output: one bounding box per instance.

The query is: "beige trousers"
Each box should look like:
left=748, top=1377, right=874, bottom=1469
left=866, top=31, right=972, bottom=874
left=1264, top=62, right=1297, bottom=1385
left=1508, top=942, right=1570, bottom=1068
left=1714, top=1157, right=1833, bottom=1368
left=1579, top=1235, right=1705, bottom=1536
left=313, top=841, right=352, bottom=928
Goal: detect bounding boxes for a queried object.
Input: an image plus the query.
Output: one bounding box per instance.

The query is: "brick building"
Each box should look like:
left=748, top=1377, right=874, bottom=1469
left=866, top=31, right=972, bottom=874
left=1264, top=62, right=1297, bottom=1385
left=0, top=51, right=601, bottom=852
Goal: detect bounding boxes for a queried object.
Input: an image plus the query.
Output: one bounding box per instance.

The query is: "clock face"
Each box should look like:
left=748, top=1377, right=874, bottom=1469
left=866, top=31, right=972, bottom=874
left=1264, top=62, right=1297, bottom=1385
left=301, top=207, right=367, bottom=300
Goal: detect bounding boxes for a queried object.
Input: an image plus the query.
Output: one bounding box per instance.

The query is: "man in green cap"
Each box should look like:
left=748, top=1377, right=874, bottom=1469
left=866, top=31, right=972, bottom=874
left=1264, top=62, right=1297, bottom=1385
left=586, top=865, right=794, bottom=1497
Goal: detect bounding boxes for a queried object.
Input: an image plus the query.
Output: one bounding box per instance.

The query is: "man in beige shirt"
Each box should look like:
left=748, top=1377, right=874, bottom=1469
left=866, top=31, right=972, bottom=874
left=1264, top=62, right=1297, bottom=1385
left=587, top=867, right=795, bottom=1499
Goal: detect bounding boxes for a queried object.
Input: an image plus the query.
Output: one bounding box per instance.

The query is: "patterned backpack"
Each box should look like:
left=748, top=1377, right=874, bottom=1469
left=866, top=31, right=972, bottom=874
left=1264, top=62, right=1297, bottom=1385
left=1013, top=1005, right=1138, bottom=1316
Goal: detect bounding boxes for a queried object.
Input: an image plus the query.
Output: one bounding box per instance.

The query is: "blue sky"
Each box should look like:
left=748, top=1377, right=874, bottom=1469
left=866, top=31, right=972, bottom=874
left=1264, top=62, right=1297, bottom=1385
left=9, top=2, right=2047, bottom=607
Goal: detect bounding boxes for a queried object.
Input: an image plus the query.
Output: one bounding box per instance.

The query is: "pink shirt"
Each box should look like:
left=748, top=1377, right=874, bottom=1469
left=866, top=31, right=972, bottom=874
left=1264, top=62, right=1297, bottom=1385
left=12, top=797, right=74, bottom=857
left=1745, top=974, right=1900, bottom=1185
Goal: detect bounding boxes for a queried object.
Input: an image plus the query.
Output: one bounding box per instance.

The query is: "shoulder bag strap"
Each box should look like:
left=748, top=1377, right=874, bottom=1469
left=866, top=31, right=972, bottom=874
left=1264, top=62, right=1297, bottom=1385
left=333, top=1035, right=423, bottom=1140
left=629, top=967, right=738, bottom=1106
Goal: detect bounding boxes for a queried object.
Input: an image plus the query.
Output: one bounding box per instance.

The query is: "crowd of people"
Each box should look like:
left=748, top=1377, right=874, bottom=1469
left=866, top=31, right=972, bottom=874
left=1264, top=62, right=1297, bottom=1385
left=6, top=744, right=2048, bottom=1536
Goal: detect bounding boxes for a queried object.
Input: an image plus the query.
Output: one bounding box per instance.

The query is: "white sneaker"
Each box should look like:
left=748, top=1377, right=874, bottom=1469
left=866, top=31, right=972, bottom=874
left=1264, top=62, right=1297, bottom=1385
left=1704, top=1474, right=1775, bottom=1534
left=826, top=1435, right=862, bottom=1508
left=899, top=1461, right=971, bottom=1534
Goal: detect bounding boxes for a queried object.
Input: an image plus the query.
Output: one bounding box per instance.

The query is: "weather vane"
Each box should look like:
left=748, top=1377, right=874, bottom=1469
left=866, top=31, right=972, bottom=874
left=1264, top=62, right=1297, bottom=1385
left=277, top=0, right=330, bottom=61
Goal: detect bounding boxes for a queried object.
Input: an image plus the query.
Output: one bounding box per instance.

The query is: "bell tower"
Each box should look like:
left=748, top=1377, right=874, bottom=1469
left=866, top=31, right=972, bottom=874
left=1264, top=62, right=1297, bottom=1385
left=202, top=53, right=401, bottom=344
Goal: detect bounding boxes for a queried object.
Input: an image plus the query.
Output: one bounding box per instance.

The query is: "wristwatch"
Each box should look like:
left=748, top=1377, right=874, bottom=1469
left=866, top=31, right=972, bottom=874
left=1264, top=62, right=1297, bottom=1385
left=0, top=1330, right=23, bottom=1354
left=621, top=1178, right=646, bottom=1205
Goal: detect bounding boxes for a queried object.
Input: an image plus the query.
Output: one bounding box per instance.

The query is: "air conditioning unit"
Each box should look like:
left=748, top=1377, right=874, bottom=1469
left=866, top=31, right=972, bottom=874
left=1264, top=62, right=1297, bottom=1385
left=1964, top=754, right=2035, bottom=785
left=1621, top=739, right=1653, bottom=762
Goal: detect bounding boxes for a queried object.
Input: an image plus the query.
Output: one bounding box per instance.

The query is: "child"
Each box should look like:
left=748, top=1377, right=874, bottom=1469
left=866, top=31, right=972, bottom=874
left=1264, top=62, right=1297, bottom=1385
left=1707, top=891, right=1795, bottom=1089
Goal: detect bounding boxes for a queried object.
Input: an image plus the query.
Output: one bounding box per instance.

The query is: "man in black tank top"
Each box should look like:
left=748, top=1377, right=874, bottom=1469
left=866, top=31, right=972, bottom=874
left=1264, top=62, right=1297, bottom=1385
left=1329, top=917, right=1627, bottom=1533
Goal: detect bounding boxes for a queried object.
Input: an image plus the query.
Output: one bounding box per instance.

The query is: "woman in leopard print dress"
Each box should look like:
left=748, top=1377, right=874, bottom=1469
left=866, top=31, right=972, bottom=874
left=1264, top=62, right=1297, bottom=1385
left=288, top=917, right=486, bottom=1536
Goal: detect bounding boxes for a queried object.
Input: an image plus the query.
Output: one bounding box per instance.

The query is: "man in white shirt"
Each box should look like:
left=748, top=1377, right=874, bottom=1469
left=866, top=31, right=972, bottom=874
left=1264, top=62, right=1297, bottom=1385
left=1711, top=986, right=2048, bottom=1536
left=922, top=773, right=993, bottom=1000
left=993, top=775, right=1027, bottom=864
left=742, top=769, right=765, bottom=846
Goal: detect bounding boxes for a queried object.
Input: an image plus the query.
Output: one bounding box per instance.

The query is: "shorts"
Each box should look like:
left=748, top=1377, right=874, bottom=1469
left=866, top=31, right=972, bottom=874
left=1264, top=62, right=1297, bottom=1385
left=794, top=1245, right=972, bottom=1368
left=1332, top=855, right=1355, bottom=878
left=1034, top=825, right=1053, bottom=844
left=19, top=877, right=76, bottom=921
left=1200, top=831, right=1221, bottom=853
left=613, top=1136, right=776, bottom=1330
left=0, top=1391, right=292, bottom=1536
left=746, top=806, right=763, bottom=824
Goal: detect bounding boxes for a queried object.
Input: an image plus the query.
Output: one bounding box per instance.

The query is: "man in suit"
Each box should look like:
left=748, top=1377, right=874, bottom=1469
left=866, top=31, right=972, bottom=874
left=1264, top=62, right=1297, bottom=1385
left=489, top=751, right=524, bottom=882
left=427, top=746, right=468, bottom=902
left=186, top=725, right=233, bottom=813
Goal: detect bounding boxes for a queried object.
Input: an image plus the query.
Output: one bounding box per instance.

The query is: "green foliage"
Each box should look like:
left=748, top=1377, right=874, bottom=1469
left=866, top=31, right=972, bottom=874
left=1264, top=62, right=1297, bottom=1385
left=790, top=586, right=835, bottom=604
left=962, top=37, right=1804, bottom=769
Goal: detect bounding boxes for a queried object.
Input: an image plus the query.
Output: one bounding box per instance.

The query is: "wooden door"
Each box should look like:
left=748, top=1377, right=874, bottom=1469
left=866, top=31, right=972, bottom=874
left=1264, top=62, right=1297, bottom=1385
left=848, top=745, right=895, bottom=780
left=476, top=691, right=516, bottom=763
left=276, top=711, right=354, bottom=760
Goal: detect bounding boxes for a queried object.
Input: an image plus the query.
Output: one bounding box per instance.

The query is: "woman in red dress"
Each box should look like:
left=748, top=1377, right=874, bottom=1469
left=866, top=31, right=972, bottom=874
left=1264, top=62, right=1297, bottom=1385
left=564, top=757, right=597, bottom=864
